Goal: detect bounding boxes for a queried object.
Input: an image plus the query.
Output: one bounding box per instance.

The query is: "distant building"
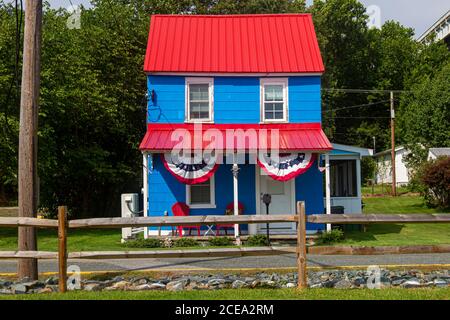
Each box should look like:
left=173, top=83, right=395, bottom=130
left=418, top=10, right=450, bottom=48
left=374, top=146, right=411, bottom=186
left=428, top=148, right=450, bottom=160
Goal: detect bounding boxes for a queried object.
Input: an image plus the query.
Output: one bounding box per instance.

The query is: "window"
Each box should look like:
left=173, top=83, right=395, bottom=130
left=330, top=160, right=357, bottom=197
left=186, top=175, right=216, bottom=208
left=261, top=78, right=288, bottom=122
left=186, top=77, right=213, bottom=122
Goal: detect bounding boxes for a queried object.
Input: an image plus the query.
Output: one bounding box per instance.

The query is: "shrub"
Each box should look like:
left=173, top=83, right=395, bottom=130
left=173, top=238, right=200, bottom=248
left=208, top=237, right=234, bottom=246
left=420, top=157, right=450, bottom=208
left=123, top=238, right=162, bottom=248
left=316, top=229, right=344, bottom=245
left=246, top=234, right=269, bottom=246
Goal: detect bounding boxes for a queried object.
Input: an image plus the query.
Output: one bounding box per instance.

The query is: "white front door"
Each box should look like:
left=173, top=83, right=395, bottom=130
left=258, top=169, right=296, bottom=234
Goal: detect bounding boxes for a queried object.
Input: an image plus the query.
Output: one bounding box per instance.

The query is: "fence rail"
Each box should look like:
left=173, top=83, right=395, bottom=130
left=307, top=214, right=450, bottom=224
left=0, top=206, right=449, bottom=292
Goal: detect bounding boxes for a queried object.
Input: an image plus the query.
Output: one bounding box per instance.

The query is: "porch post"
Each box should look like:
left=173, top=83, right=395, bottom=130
left=143, top=152, right=149, bottom=239
left=325, top=153, right=331, bottom=232
left=232, top=154, right=241, bottom=245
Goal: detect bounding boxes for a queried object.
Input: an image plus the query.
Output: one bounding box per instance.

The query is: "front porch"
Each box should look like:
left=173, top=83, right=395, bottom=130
left=143, top=154, right=329, bottom=238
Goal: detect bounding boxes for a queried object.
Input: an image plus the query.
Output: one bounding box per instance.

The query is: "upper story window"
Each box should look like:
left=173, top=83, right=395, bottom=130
left=186, top=77, right=214, bottom=122
left=260, top=78, right=288, bottom=123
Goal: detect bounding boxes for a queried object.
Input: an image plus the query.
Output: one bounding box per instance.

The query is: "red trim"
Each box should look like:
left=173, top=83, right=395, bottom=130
left=161, top=154, right=219, bottom=185
left=257, top=154, right=317, bottom=182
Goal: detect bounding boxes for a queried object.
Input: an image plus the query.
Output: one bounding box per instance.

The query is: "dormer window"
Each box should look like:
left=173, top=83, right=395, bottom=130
left=261, top=78, right=288, bottom=122
left=186, top=77, right=214, bottom=122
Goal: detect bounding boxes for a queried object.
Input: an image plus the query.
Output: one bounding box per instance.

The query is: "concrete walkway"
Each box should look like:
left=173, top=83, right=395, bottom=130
left=1, top=253, right=449, bottom=275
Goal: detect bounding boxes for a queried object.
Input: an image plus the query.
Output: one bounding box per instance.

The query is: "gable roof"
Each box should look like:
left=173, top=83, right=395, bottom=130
left=429, top=148, right=450, bottom=157
left=144, top=14, right=324, bottom=74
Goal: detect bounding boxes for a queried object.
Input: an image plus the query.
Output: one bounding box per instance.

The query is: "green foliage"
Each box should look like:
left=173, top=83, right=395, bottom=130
left=399, top=63, right=450, bottom=168
left=316, top=229, right=344, bottom=244
left=246, top=234, right=269, bottom=246
left=208, top=236, right=234, bottom=246
left=361, top=157, right=376, bottom=185
left=420, top=157, right=450, bottom=209
left=173, top=237, right=200, bottom=247
left=123, top=238, right=162, bottom=248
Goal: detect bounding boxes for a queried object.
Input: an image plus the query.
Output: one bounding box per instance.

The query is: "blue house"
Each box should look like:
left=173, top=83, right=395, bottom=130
left=139, top=14, right=332, bottom=237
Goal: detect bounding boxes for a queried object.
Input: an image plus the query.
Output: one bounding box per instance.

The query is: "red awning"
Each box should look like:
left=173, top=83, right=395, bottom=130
left=139, top=123, right=332, bottom=152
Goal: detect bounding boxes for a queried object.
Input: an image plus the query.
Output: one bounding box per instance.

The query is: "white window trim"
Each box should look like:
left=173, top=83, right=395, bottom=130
left=186, top=175, right=216, bottom=209
left=185, top=77, right=214, bottom=123
left=260, top=78, right=289, bottom=123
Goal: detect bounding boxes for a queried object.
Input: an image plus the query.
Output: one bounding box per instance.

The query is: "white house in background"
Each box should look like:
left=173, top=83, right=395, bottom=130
left=325, top=143, right=373, bottom=214
left=418, top=9, right=450, bottom=47
left=374, top=146, right=411, bottom=186
left=428, top=148, right=450, bottom=160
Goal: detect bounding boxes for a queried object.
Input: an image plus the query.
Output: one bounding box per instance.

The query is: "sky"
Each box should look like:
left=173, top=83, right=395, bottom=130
left=12, top=0, right=450, bottom=38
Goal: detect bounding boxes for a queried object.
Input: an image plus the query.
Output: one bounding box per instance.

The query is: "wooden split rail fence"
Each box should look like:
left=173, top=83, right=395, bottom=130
left=0, top=202, right=449, bottom=292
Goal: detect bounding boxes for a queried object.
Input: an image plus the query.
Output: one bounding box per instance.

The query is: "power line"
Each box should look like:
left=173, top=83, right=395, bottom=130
left=322, top=100, right=390, bottom=113
left=322, top=88, right=413, bottom=94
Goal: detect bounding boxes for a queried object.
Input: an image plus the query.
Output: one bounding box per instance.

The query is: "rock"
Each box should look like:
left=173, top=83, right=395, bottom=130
left=208, top=279, right=226, bottom=286
left=166, top=281, right=184, bottom=291
left=250, top=280, right=260, bottom=288
left=45, top=277, right=58, bottom=286
left=232, top=280, right=246, bottom=289
left=148, top=283, right=166, bottom=290
left=11, top=284, right=28, bottom=294
left=0, top=280, right=12, bottom=288
left=322, top=279, right=338, bottom=288
left=0, top=289, right=12, bottom=295
left=310, top=283, right=323, bottom=288
left=433, top=279, right=448, bottom=288
left=285, top=283, right=296, bottom=288
left=37, top=287, right=53, bottom=294
left=352, top=277, right=366, bottom=287
left=333, top=279, right=353, bottom=289
left=391, top=279, right=405, bottom=286
left=401, top=280, right=422, bottom=288
left=84, top=283, right=102, bottom=292
left=22, top=281, right=45, bottom=290
left=132, top=284, right=155, bottom=291
left=134, top=278, right=148, bottom=285
left=110, top=281, right=131, bottom=290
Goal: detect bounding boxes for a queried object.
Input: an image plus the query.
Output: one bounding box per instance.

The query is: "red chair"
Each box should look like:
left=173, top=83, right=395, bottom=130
left=171, top=202, right=201, bottom=237
left=216, top=202, right=245, bottom=236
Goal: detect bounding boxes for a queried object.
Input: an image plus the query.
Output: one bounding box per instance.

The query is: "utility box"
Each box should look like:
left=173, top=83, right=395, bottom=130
left=121, top=193, right=139, bottom=243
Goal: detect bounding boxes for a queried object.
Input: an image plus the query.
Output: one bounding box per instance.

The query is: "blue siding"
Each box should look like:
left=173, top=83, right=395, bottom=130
left=289, top=76, right=322, bottom=123
left=147, top=75, right=321, bottom=124
left=295, top=159, right=325, bottom=231
left=215, top=77, right=260, bottom=123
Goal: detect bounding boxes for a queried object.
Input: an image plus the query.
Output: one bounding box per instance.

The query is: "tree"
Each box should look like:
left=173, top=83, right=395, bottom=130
left=399, top=62, right=450, bottom=167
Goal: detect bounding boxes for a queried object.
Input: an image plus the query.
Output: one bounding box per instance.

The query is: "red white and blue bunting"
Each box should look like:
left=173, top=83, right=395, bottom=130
left=257, top=153, right=317, bottom=181
left=161, top=153, right=219, bottom=185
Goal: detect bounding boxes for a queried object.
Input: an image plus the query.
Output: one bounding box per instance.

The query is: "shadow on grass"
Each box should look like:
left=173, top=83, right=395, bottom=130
left=342, top=224, right=404, bottom=243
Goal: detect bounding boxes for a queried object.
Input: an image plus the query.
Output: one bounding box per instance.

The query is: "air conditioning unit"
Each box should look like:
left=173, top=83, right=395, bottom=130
left=121, top=193, right=139, bottom=243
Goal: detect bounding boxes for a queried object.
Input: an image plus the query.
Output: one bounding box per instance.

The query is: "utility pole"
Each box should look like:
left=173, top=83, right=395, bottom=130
left=390, top=91, right=397, bottom=197
left=18, top=0, right=42, bottom=280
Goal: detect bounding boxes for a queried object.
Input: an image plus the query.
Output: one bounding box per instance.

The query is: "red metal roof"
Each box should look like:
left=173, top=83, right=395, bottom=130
left=139, top=123, right=332, bottom=152
left=144, top=14, right=324, bottom=74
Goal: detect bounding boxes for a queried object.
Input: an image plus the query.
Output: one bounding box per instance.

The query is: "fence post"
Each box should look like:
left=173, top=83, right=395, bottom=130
left=296, top=201, right=307, bottom=289
left=58, top=206, right=68, bottom=293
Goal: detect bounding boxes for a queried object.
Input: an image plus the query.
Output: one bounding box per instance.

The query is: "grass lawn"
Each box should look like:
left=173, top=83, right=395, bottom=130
left=0, top=288, right=448, bottom=300
left=337, top=195, right=450, bottom=246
